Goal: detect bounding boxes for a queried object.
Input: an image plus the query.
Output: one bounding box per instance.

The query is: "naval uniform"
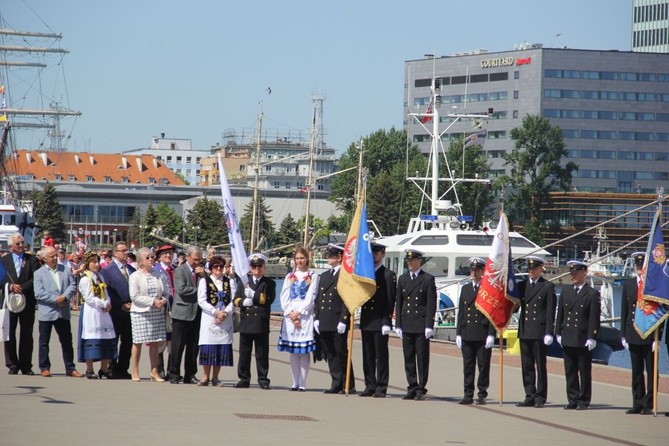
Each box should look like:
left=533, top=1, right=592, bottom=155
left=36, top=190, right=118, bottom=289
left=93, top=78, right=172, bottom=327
left=314, top=266, right=355, bottom=392
left=395, top=269, right=436, bottom=397
left=620, top=276, right=658, bottom=412
left=359, top=264, right=396, bottom=396
left=517, top=277, right=556, bottom=405
left=555, top=283, right=600, bottom=408
left=456, top=281, right=495, bottom=400
left=234, top=273, right=276, bottom=387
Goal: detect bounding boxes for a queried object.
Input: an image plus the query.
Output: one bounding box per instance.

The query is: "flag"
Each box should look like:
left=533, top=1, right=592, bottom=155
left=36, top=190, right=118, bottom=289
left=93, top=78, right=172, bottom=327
left=634, top=208, right=669, bottom=339
left=475, top=211, right=520, bottom=333
left=337, top=189, right=376, bottom=313
left=217, top=154, right=250, bottom=286
left=464, top=130, right=487, bottom=148
left=420, top=103, right=433, bottom=124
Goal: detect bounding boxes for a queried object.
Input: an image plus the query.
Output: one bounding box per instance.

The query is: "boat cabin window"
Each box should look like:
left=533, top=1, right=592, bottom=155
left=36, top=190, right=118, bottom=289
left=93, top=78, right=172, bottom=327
left=509, top=236, right=536, bottom=248
left=419, top=256, right=449, bottom=277
left=457, top=234, right=494, bottom=246
left=455, top=257, right=476, bottom=275
left=412, top=235, right=449, bottom=246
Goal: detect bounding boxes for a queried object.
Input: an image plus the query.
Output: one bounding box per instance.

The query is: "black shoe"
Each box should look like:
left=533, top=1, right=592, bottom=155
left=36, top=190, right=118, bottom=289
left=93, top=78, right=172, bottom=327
left=98, top=369, right=112, bottom=379
left=373, top=391, right=386, bottom=398
left=112, top=371, right=132, bottom=380
left=259, top=383, right=271, bottom=390
left=289, top=387, right=298, bottom=391
left=534, top=399, right=545, bottom=408
left=625, top=407, right=642, bottom=414
left=415, top=393, right=426, bottom=401
left=459, top=397, right=473, bottom=405
left=564, top=404, right=577, bottom=410
left=359, top=389, right=374, bottom=397
left=168, top=374, right=180, bottom=384
left=183, top=376, right=199, bottom=384
left=85, top=370, right=98, bottom=379
left=8, top=366, right=19, bottom=375
left=341, top=388, right=356, bottom=395
left=298, top=387, right=306, bottom=392
left=402, top=393, right=416, bottom=400
left=324, top=387, right=342, bottom=394
left=21, top=369, right=35, bottom=376
left=234, top=381, right=250, bottom=388
left=516, top=399, right=534, bottom=407
left=641, top=408, right=653, bottom=415
left=475, top=397, right=487, bottom=405
left=576, top=405, right=588, bottom=411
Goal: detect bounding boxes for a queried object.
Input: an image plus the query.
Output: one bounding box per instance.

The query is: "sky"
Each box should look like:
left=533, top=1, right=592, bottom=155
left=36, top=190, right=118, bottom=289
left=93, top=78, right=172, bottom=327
left=1, top=0, right=632, bottom=155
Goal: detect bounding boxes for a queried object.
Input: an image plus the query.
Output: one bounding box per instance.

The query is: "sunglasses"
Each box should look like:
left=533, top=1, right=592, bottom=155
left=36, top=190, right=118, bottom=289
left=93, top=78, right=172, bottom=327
left=145, top=255, right=155, bottom=260
left=211, top=265, right=223, bottom=270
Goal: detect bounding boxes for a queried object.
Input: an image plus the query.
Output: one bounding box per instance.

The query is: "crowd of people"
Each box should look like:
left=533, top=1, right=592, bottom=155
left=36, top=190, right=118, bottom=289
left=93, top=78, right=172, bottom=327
left=2, top=232, right=669, bottom=416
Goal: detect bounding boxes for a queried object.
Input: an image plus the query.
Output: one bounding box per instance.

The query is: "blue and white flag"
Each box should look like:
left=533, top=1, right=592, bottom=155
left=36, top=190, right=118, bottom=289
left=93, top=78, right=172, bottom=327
left=217, top=154, right=249, bottom=286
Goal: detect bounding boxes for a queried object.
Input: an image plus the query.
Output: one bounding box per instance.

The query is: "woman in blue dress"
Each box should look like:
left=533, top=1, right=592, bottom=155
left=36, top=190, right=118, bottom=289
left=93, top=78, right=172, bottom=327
left=277, top=247, right=319, bottom=391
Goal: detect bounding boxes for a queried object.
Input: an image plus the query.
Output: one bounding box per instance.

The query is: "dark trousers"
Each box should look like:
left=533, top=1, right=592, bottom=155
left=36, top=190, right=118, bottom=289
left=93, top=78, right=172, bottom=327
left=38, top=319, right=75, bottom=372
left=461, top=340, right=491, bottom=399
left=402, top=332, right=430, bottom=395
left=4, top=307, right=35, bottom=372
left=110, top=312, right=132, bottom=374
left=361, top=330, right=389, bottom=393
left=237, top=332, right=270, bottom=385
left=629, top=344, right=655, bottom=410
left=562, top=346, right=592, bottom=406
left=321, top=330, right=355, bottom=390
left=519, top=338, right=548, bottom=402
left=168, top=316, right=200, bottom=379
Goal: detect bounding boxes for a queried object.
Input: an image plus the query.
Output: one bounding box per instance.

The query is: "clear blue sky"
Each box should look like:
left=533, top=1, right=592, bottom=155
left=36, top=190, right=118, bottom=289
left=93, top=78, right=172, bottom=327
left=1, top=0, right=632, bottom=155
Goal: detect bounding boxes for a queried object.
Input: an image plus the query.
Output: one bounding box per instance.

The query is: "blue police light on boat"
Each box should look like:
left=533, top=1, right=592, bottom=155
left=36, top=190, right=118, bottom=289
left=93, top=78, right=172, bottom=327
left=419, top=215, right=438, bottom=221
left=457, top=215, right=473, bottom=222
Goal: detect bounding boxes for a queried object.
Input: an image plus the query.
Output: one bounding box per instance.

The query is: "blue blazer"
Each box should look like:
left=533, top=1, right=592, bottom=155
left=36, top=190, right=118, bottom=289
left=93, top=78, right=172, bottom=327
left=99, top=261, right=136, bottom=317
left=34, top=263, right=76, bottom=322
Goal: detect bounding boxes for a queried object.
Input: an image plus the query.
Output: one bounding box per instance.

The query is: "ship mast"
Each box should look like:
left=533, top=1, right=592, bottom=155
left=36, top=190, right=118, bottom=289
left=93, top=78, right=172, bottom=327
left=250, top=102, right=263, bottom=252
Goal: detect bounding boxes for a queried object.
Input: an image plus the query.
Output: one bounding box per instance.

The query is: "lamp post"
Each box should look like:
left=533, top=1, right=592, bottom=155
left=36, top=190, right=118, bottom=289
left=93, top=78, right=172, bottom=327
left=113, top=228, right=117, bottom=246
left=182, top=227, right=187, bottom=245
left=194, top=225, right=200, bottom=246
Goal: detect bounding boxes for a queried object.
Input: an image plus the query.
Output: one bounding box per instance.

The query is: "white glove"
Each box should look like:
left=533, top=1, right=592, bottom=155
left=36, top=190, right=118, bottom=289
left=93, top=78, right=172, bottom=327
left=381, top=325, right=391, bottom=336
left=485, top=335, right=494, bottom=349
left=585, top=339, right=597, bottom=351
left=337, top=322, right=346, bottom=334
left=621, top=338, right=629, bottom=350
left=242, top=297, right=253, bottom=307
left=395, top=327, right=403, bottom=338
left=425, top=328, right=433, bottom=339
left=543, top=334, right=554, bottom=346
left=556, top=335, right=562, bottom=346
left=313, top=320, right=320, bottom=334
left=652, top=341, right=656, bottom=352
left=456, top=335, right=462, bottom=349
left=244, top=287, right=255, bottom=299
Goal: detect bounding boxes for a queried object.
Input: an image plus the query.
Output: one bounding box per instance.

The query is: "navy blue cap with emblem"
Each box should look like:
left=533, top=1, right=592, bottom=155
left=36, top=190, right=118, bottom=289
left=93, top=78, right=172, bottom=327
left=326, top=243, right=344, bottom=257
left=469, top=257, right=486, bottom=269
left=370, top=241, right=387, bottom=253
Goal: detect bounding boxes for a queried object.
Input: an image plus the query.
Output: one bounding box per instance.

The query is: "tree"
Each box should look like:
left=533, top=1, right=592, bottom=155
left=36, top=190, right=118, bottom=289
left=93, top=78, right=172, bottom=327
left=497, top=114, right=578, bottom=244
left=186, top=197, right=227, bottom=248
left=297, top=213, right=328, bottom=247
left=155, top=202, right=183, bottom=240
left=367, top=172, right=401, bottom=236
left=143, top=202, right=158, bottom=246
left=444, top=139, right=495, bottom=226
left=239, top=195, right=275, bottom=251
left=275, top=213, right=300, bottom=248
left=31, top=181, right=66, bottom=243
left=126, top=206, right=142, bottom=246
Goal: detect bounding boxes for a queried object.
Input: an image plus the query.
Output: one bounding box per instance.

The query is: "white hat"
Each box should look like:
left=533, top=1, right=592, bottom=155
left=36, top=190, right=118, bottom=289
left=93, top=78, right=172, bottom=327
left=248, top=253, right=269, bottom=265
left=6, top=292, right=26, bottom=313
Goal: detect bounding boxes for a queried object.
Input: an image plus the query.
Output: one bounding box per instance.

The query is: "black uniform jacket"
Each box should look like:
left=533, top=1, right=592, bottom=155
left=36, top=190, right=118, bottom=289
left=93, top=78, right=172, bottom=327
left=395, top=270, right=437, bottom=334
left=314, top=268, right=351, bottom=331
left=360, top=265, right=396, bottom=331
left=517, top=277, right=557, bottom=340
left=456, top=282, right=496, bottom=341
left=555, top=283, right=601, bottom=348
left=234, top=274, right=276, bottom=334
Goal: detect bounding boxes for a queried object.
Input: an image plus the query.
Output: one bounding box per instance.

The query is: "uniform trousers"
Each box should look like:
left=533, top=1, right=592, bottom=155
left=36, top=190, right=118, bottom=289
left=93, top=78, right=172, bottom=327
left=562, top=346, right=592, bottom=406
left=321, top=330, right=355, bottom=390
left=361, top=330, right=389, bottom=393
left=402, top=332, right=430, bottom=395
left=519, top=338, right=548, bottom=402
left=237, top=332, right=270, bottom=385
left=38, top=318, right=76, bottom=372
left=629, top=344, right=655, bottom=410
left=5, top=307, right=35, bottom=372
left=461, top=340, right=491, bottom=399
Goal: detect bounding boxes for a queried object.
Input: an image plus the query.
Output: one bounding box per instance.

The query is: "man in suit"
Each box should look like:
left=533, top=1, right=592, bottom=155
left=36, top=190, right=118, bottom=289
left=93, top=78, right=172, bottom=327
left=99, top=241, right=135, bottom=379
left=516, top=256, right=557, bottom=408
left=233, top=253, right=276, bottom=390
left=359, top=241, right=396, bottom=398
left=620, top=252, right=657, bottom=415
left=314, top=244, right=356, bottom=394
left=33, top=246, right=81, bottom=377
left=395, top=249, right=436, bottom=401
left=168, top=246, right=204, bottom=384
left=1, top=232, right=40, bottom=375
left=456, top=257, right=496, bottom=405
left=153, top=245, right=175, bottom=379
left=555, top=260, right=601, bottom=410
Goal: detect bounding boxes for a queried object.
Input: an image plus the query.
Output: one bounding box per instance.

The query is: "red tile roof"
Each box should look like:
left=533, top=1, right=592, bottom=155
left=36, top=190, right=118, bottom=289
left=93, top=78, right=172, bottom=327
left=3, top=150, right=186, bottom=186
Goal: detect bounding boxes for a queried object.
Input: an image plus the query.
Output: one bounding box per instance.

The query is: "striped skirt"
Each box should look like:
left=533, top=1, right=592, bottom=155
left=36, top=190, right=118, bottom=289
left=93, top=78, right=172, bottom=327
left=131, top=307, right=166, bottom=344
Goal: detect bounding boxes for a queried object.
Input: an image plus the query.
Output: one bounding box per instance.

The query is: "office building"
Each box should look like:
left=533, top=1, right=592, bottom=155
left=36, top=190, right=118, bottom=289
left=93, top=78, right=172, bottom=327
left=632, top=0, right=669, bottom=52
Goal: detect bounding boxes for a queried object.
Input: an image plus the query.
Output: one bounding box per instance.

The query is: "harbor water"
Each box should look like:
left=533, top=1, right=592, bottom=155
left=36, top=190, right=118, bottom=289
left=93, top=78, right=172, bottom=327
left=271, top=278, right=669, bottom=374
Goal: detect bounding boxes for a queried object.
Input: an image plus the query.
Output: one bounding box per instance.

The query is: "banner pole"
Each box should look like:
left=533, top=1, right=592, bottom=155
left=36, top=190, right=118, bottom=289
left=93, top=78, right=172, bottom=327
left=499, top=331, right=504, bottom=405
left=344, top=315, right=354, bottom=395
left=652, top=329, right=659, bottom=416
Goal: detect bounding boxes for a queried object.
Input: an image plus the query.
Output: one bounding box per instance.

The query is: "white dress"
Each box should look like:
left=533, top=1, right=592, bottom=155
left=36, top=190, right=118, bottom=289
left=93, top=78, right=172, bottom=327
left=79, top=273, right=115, bottom=340
left=197, top=275, right=233, bottom=346
left=277, top=270, right=319, bottom=353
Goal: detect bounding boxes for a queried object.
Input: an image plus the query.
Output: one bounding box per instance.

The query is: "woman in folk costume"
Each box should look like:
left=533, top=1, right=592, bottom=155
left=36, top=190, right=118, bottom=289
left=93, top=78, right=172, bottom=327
left=196, top=255, right=234, bottom=386
left=277, top=247, right=320, bottom=391
left=77, top=251, right=117, bottom=379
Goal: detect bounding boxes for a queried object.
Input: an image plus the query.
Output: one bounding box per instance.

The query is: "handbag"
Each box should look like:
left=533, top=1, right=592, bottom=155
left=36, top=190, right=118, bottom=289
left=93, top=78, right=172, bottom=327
left=1, top=284, right=11, bottom=342
left=233, top=308, right=241, bottom=333
left=165, top=301, right=173, bottom=334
